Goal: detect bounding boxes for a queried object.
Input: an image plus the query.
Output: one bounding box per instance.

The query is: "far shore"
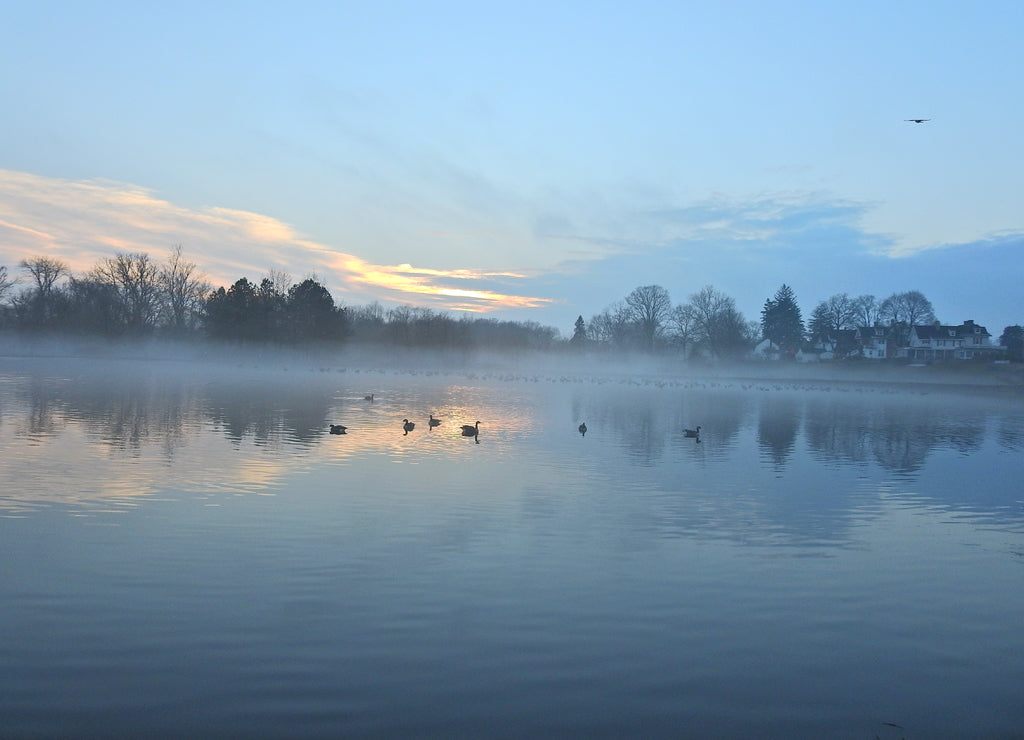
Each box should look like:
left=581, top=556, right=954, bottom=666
left=1, top=334, right=1022, bottom=395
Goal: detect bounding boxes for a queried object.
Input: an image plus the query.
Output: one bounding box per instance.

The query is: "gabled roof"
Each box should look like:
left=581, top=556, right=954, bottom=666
left=912, top=320, right=990, bottom=340
left=855, top=325, right=889, bottom=339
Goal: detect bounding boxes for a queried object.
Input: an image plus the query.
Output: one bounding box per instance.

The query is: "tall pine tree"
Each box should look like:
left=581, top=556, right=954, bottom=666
left=761, top=284, right=805, bottom=357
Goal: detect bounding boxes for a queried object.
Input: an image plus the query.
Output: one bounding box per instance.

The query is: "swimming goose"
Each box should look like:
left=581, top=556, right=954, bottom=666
left=403, top=419, right=415, bottom=433
left=684, top=426, right=701, bottom=438
left=461, top=421, right=480, bottom=436
left=578, top=422, right=587, bottom=436
left=364, top=393, right=374, bottom=401
left=329, top=424, right=347, bottom=435
left=429, top=414, right=441, bottom=428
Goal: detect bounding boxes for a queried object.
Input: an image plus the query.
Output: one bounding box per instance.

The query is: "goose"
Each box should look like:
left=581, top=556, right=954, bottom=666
left=428, top=414, right=441, bottom=428
left=461, top=421, right=480, bottom=436
left=364, top=393, right=374, bottom=401
left=684, top=425, right=701, bottom=438
left=578, top=422, right=587, bottom=436
left=329, top=424, right=347, bottom=435
left=403, top=419, right=415, bottom=433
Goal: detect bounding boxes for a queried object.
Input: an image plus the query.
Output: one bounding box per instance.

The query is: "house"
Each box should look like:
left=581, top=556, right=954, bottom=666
left=906, top=319, right=1000, bottom=361
left=753, top=338, right=781, bottom=360
left=855, top=325, right=893, bottom=359
left=810, top=328, right=859, bottom=360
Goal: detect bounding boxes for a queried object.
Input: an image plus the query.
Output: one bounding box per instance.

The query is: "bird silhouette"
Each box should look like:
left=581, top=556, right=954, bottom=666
left=578, top=422, right=587, bottom=436
left=905, top=118, right=931, bottom=123
left=403, top=419, right=415, bottom=434
left=329, top=424, right=347, bottom=435
left=429, top=414, right=441, bottom=428
left=364, top=393, right=374, bottom=401
left=684, top=425, right=701, bottom=438
left=461, top=421, right=480, bottom=436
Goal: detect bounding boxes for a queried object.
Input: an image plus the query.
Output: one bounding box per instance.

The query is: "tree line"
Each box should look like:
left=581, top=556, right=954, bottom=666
left=0, top=249, right=558, bottom=351
left=578, top=282, right=1021, bottom=361
left=1, top=249, right=1020, bottom=360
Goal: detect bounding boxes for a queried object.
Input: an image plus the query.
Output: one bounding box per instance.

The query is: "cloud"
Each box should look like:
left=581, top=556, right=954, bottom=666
left=0, top=169, right=553, bottom=314
left=530, top=191, right=1024, bottom=333
left=4, top=169, right=1019, bottom=333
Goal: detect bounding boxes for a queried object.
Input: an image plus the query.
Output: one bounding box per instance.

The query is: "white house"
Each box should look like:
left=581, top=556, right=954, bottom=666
left=855, top=325, right=891, bottom=359
left=906, top=320, right=999, bottom=361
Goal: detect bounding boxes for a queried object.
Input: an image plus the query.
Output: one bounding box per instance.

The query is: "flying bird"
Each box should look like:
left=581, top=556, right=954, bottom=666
left=904, top=118, right=931, bottom=123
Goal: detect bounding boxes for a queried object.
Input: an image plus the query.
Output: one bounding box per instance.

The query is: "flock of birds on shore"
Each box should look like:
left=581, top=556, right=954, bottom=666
left=329, top=393, right=702, bottom=442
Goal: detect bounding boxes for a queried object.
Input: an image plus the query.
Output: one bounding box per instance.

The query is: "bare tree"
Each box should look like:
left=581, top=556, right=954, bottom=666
left=20, top=256, right=68, bottom=296
left=0, top=265, right=15, bottom=303
left=158, top=245, right=210, bottom=333
left=624, top=284, right=672, bottom=351
left=16, top=256, right=69, bottom=327
left=808, top=293, right=858, bottom=339
left=879, top=290, right=937, bottom=327
left=589, top=302, right=637, bottom=349
left=265, top=269, right=292, bottom=297
left=667, top=303, right=698, bottom=355
left=685, top=285, right=751, bottom=358
left=851, top=294, right=878, bottom=327
left=91, top=252, right=162, bottom=333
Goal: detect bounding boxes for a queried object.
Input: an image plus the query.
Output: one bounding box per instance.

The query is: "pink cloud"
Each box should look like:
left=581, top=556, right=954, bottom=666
left=0, top=169, right=552, bottom=313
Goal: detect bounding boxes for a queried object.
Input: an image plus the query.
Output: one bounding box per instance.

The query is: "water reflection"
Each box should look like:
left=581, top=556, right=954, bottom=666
left=2, top=360, right=1024, bottom=526
left=758, top=395, right=800, bottom=468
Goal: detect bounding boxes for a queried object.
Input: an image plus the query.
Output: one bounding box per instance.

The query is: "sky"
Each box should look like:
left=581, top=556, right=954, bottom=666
left=2, top=1, right=1022, bottom=337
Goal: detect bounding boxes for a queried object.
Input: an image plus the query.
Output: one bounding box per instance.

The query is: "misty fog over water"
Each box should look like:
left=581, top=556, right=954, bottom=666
left=2, top=351, right=1023, bottom=738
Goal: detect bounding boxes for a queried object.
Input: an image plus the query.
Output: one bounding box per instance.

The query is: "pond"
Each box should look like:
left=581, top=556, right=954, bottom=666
left=1, top=354, right=1023, bottom=738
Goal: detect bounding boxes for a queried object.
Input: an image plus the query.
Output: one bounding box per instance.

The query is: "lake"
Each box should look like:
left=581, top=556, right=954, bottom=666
left=1, top=352, right=1023, bottom=738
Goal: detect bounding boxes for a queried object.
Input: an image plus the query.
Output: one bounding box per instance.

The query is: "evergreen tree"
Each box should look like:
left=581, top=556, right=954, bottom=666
left=571, top=315, right=587, bottom=345
left=285, top=278, right=345, bottom=341
left=205, top=278, right=259, bottom=340
left=760, top=284, right=805, bottom=356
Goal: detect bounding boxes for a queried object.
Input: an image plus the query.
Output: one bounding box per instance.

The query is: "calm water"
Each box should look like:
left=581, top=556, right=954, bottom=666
left=2, top=355, right=1023, bottom=739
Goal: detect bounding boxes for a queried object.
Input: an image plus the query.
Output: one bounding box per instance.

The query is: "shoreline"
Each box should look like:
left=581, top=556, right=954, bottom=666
left=1, top=335, right=1022, bottom=394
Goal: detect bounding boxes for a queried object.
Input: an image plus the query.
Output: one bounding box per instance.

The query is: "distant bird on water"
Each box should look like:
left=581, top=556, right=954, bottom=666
left=684, top=426, right=701, bottom=438
left=904, top=118, right=931, bottom=123
left=403, top=419, right=415, bottom=434
left=429, top=413, right=441, bottom=428
left=461, top=421, right=480, bottom=436
left=364, top=393, right=374, bottom=401
left=329, top=424, right=347, bottom=435
left=578, top=422, right=587, bottom=436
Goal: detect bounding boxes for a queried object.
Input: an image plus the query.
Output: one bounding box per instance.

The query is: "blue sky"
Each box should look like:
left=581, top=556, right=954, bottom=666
left=2, top=1, right=1022, bottom=336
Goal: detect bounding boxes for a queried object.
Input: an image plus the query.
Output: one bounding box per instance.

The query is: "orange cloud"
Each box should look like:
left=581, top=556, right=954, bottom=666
left=0, top=169, right=553, bottom=314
